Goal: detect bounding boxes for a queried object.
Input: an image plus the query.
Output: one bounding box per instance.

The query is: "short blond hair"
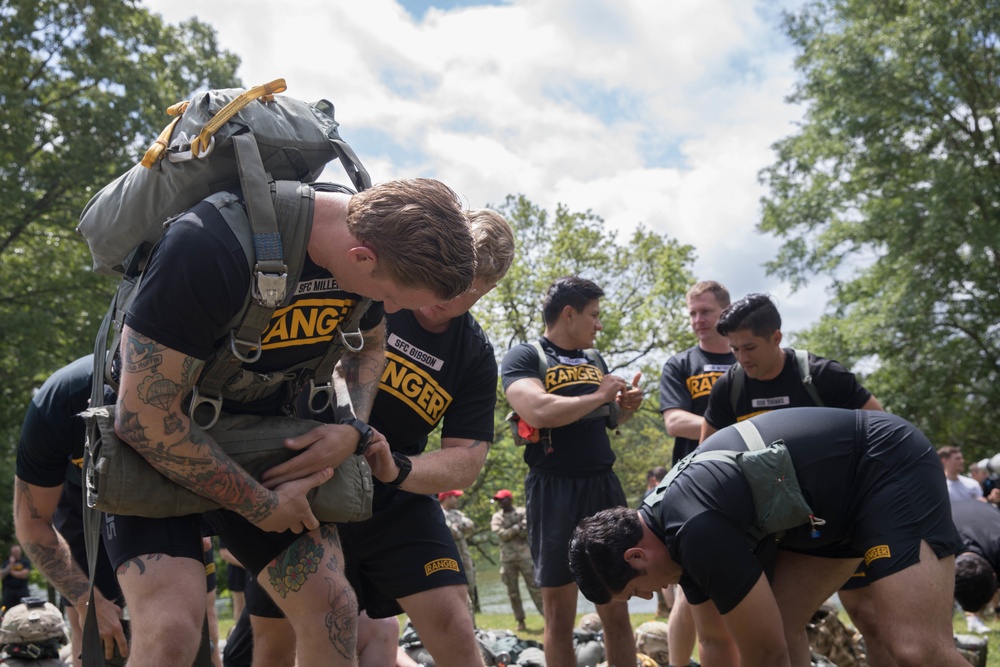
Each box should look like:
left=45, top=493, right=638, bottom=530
left=686, top=280, right=730, bottom=308
left=347, top=178, right=475, bottom=300
left=467, top=209, right=515, bottom=285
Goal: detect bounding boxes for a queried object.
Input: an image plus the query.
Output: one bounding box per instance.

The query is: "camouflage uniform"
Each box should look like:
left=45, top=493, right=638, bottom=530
left=490, top=506, right=543, bottom=622
left=443, top=507, right=478, bottom=613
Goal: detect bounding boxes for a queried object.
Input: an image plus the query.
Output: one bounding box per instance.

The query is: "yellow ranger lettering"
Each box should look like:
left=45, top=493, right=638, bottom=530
left=686, top=372, right=724, bottom=400
left=864, top=545, right=891, bottom=565
left=261, top=298, right=353, bottom=349
left=545, top=363, right=604, bottom=392
left=379, top=352, right=452, bottom=425
left=424, top=558, right=460, bottom=576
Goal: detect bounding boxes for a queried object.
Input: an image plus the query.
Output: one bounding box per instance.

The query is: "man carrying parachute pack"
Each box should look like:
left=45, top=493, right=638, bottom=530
left=77, top=78, right=476, bottom=667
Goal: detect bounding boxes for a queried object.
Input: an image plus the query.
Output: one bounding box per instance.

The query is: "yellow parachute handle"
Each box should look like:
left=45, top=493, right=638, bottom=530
left=191, top=78, right=287, bottom=156
left=139, top=78, right=287, bottom=169
left=140, top=115, right=183, bottom=169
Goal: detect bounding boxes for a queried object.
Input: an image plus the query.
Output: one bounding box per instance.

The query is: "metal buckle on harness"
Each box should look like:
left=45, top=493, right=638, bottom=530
left=253, top=270, right=288, bottom=309
left=167, top=133, right=215, bottom=162
left=189, top=386, right=223, bottom=430
left=338, top=326, right=364, bottom=353
left=306, top=379, right=335, bottom=415
left=228, top=330, right=262, bottom=363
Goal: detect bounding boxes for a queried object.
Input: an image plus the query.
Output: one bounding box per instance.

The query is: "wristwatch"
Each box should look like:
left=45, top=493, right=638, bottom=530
left=339, top=417, right=374, bottom=456
left=388, top=452, right=412, bottom=487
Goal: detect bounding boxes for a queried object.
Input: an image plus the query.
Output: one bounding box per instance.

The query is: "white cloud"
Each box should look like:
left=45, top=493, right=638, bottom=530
left=142, top=0, right=834, bottom=334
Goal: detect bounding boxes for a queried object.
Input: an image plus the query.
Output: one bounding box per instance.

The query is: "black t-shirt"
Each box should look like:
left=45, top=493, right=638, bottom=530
left=952, top=501, right=1000, bottom=575
left=703, top=349, right=872, bottom=430
left=368, top=310, right=497, bottom=456
left=659, top=346, right=736, bottom=462
left=2, top=557, right=31, bottom=596
left=17, top=355, right=96, bottom=489
left=500, top=338, right=613, bottom=475
left=125, top=195, right=383, bottom=415
left=17, top=355, right=123, bottom=602
left=641, top=407, right=861, bottom=613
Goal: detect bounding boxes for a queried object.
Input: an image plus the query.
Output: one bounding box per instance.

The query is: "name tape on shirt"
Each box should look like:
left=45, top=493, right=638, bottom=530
left=387, top=333, right=444, bottom=371
left=750, top=396, right=791, bottom=409
left=294, top=278, right=341, bottom=295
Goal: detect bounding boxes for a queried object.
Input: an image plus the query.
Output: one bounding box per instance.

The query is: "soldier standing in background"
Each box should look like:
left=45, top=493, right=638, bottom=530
left=439, top=490, right=479, bottom=614
left=490, top=489, right=543, bottom=631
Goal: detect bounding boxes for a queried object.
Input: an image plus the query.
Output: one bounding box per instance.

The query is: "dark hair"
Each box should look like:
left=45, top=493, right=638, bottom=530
left=954, top=552, right=997, bottom=612
left=646, top=466, right=668, bottom=483
left=568, top=507, right=644, bottom=605
left=542, top=276, right=605, bottom=327
left=716, top=293, right=781, bottom=338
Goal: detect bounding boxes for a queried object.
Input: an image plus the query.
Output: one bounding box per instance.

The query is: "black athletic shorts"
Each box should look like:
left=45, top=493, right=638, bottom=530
left=525, top=468, right=628, bottom=588
left=103, top=510, right=301, bottom=579
left=243, top=572, right=282, bottom=618
left=103, top=513, right=205, bottom=569
left=339, top=484, right=468, bottom=619
left=785, top=411, right=962, bottom=586
left=201, top=510, right=304, bottom=575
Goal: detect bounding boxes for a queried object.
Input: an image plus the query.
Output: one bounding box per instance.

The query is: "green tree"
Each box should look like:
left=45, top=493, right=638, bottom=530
left=0, top=0, right=240, bottom=540
left=759, top=0, right=1000, bottom=457
left=453, top=195, right=697, bottom=533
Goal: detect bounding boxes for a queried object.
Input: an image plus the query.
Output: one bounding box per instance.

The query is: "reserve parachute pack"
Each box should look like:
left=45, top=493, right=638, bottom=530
left=646, top=419, right=822, bottom=546
left=78, top=78, right=369, bottom=276
left=505, top=339, right=620, bottom=448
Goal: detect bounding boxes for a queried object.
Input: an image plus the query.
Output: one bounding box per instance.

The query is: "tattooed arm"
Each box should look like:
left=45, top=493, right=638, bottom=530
left=13, top=477, right=128, bottom=657
left=115, top=325, right=331, bottom=534
left=333, top=318, right=386, bottom=421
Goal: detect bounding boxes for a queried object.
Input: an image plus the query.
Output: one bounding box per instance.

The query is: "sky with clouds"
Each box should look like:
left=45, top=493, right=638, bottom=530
left=142, top=0, right=832, bottom=335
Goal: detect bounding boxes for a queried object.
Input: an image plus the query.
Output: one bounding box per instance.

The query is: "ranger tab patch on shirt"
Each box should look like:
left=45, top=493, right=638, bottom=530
left=424, top=558, right=460, bottom=576
left=544, top=363, right=604, bottom=392
left=261, top=298, right=355, bottom=350
left=379, top=351, right=453, bottom=425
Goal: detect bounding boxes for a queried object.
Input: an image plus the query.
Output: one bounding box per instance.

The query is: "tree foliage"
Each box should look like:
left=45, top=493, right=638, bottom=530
left=760, top=0, right=1000, bottom=457
left=0, top=0, right=240, bottom=539
left=451, top=195, right=698, bottom=533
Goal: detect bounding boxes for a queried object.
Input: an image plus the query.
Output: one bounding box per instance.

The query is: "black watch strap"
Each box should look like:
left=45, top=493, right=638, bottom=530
left=340, top=417, right=374, bottom=456
left=388, top=452, right=412, bottom=487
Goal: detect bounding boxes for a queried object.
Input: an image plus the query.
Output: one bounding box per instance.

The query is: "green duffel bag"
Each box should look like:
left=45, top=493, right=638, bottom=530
left=83, top=407, right=372, bottom=522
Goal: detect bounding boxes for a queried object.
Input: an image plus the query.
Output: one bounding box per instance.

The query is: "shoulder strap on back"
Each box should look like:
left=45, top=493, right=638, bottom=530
left=792, top=348, right=824, bottom=407
left=732, top=420, right=766, bottom=451
left=530, top=339, right=547, bottom=380
left=729, top=362, right=744, bottom=415
left=646, top=418, right=765, bottom=510
left=191, top=172, right=314, bottom=428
